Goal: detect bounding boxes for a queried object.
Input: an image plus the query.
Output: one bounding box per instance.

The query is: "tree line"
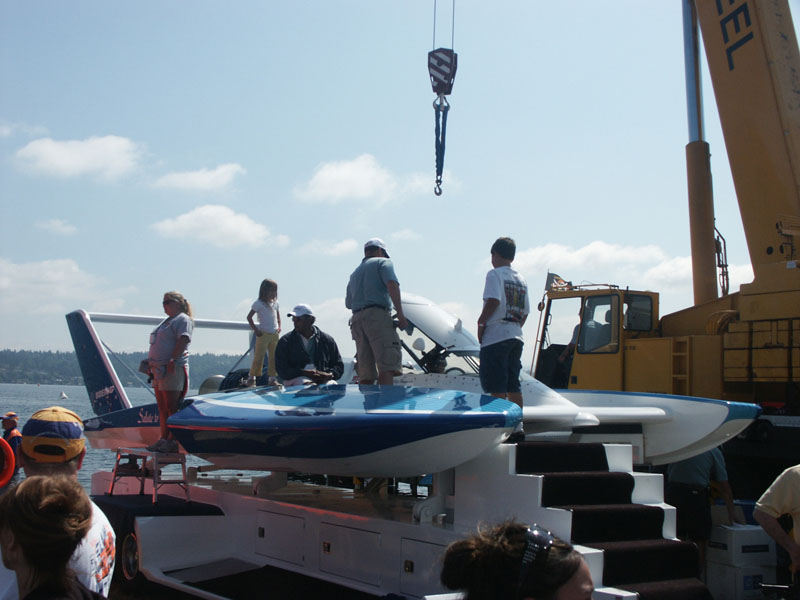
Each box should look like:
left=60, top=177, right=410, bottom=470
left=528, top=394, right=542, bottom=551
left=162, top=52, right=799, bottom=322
left=0, top=349, right=245, bottom=387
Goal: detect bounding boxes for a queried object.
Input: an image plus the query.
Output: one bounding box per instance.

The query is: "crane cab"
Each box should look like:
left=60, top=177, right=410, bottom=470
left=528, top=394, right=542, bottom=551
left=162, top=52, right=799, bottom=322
left=534, top=287, right=660, bottom=392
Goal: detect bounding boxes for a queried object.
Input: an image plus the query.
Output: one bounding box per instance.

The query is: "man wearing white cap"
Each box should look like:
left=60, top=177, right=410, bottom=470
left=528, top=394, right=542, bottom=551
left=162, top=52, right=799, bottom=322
left=346, top=238, right=408, bottom=385
left=275, top=304, right=345, bottom=387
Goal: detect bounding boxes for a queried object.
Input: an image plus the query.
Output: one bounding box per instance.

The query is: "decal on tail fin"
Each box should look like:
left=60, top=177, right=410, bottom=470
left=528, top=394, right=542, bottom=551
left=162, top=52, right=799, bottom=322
left=66, top=310, right=132, bottom=416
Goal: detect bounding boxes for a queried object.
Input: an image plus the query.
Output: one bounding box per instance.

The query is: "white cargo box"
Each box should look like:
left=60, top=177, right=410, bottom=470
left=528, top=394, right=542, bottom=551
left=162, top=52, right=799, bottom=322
left=706, top=561, right=774, bottom=600
left=706, top=524, right=776, bottom=567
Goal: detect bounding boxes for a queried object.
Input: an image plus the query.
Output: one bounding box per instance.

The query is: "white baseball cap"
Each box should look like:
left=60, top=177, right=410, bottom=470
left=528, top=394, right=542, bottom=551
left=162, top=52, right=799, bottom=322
left=364, top=237, right=389, bottom=257
left=287, top=304, right=315, bottom=318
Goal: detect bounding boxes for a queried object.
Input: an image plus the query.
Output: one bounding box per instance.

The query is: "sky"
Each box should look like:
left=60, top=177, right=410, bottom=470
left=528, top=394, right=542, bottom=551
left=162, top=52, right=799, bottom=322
left=1, top=1, right=797, bottom=374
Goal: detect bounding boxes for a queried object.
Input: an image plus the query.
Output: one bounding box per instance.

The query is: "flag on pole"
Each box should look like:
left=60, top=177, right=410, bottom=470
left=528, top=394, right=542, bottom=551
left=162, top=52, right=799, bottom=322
left=544, top=272, right=571, bottom=290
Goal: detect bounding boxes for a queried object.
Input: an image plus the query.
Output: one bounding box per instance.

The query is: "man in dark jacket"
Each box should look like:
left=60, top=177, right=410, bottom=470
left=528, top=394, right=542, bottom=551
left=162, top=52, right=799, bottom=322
left=275, top=304, right=345, bottom=386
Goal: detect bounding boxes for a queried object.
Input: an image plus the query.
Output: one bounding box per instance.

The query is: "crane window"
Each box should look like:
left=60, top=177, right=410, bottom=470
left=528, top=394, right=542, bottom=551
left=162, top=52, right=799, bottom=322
left=623, top=295, right=653, bottom=332
left=577, top=295, right=619, bottom=354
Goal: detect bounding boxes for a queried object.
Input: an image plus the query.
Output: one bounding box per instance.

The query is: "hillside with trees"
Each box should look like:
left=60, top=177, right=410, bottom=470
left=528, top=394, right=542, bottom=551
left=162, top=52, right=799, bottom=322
left=0, top=349, right=244, bottom=388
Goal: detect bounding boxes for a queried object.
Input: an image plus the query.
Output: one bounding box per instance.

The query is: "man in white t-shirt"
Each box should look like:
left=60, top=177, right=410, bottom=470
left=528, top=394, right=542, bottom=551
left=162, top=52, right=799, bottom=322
left=477, top=237, right=530, bottom=412
left=0, top=406, right=115, bottom=600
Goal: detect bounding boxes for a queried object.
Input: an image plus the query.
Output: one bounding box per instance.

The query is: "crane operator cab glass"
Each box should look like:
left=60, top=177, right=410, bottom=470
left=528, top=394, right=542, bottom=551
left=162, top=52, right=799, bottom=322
left=536, top=291, right=654, bottom=390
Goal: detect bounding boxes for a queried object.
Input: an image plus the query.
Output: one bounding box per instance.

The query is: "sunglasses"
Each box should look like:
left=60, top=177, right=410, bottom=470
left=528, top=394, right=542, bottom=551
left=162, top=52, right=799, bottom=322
left=516, top=526, right=554, bottom=598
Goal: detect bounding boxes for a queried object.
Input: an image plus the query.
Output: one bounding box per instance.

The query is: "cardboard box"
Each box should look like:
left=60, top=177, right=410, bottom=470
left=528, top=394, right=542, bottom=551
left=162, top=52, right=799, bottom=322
left=706, top=562, right=774, bottom=600
left=707, top=524, right=776, bottom=567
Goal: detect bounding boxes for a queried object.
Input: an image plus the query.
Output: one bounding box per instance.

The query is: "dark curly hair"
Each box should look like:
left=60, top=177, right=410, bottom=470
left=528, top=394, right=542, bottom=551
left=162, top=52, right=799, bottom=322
left=440, top=520, right=583, bottom=600
left=0, top=475, right=93, bottom=593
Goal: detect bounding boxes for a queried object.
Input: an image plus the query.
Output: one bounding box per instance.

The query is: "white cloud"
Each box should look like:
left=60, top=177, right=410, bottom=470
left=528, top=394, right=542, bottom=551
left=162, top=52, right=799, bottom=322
left=390, top=228, right=421, bottom=241
left=293, top=155, right=449, bottom=205
left=35, top=219, right=77, bottom=236
left=151, top=205, right=289, bottom=249
left=15, top=135, right=142, bottom=181
left=153, top=163, right=246, bottom=191
left=0, top=121, right=49, bottom=139
left=0, top=257, right=132, bottom=315
left=728, top=263, right=754, bottom=292
left=509, top=240, right=752, bottom=317
left=308, top=297, right=355, bottom=358
left=294, top=154, right=399, bottom=204
left=299, top=238, right=358, bottom=256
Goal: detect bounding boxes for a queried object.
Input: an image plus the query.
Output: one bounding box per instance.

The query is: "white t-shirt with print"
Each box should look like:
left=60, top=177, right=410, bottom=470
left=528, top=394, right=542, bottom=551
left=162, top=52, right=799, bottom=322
left=481, top=265, right=530, bottom=347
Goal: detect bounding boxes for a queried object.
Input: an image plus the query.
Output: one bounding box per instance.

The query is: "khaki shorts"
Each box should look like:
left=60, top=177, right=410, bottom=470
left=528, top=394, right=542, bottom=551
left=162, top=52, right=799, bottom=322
left=153, top=363, right=188, bottom=392
left=351, top=307, right=402, bottom=382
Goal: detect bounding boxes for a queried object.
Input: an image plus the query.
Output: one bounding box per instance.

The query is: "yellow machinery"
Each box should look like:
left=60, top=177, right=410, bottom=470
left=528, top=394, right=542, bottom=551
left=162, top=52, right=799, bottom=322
left=533, top=0, right=800, bottom=496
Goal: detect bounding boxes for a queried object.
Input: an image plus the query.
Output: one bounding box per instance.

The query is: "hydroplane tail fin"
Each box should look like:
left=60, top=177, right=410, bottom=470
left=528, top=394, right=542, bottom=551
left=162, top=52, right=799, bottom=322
left=65, top=310, right=132, bottom=416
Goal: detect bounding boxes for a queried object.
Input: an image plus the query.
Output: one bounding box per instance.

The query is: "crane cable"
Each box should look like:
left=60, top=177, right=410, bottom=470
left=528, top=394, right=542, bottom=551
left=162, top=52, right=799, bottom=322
left=428, top=0, right=457, bottom=196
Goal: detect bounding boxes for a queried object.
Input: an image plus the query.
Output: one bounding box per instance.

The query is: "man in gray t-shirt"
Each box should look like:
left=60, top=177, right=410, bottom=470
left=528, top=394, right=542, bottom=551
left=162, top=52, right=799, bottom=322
left=346, top=238, right=408, bottom=385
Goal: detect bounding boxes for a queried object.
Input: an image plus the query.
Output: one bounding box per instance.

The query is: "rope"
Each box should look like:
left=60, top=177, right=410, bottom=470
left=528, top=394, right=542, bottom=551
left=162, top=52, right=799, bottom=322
left=430, top=0, right=455, bottom=196
left=101, top=340, right=156, bottom=397
left=434, top=96, right=449, bottom=196
left=432, top=0, right=456, bottom=50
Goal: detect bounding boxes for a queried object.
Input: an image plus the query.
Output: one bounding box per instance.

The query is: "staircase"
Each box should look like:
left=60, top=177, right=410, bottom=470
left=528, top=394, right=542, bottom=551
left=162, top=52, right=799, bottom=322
left=515, top=441, right=712, bottom=600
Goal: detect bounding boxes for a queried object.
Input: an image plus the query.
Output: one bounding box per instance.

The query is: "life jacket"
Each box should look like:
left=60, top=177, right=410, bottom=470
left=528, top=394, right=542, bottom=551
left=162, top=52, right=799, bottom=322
left=3, top=428, right=21, bottom=442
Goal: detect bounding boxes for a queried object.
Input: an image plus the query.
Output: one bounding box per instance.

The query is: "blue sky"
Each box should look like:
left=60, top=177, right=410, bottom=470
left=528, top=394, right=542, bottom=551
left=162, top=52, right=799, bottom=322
left=1, top=1, right=795, bottom=369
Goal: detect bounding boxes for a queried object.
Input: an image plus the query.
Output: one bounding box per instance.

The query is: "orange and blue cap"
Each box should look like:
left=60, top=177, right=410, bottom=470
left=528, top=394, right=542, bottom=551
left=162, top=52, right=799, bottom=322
left=21, top=406, right=85, bottom=463
left=2, top=411, right=18, bottom=423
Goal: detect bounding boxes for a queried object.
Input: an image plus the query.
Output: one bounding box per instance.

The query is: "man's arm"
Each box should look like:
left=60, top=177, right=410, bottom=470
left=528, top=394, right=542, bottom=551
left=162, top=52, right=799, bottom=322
left=754, top=508, right=800, bottom=569
left=327, top=338, right=344, bottom=380
left=275, top=336, right=302, bottom=381
left=477, top=298, right=500, bottom=344
left=386, top=280, right=407, bottom=330
left=310, top=335, right=344, bottom=383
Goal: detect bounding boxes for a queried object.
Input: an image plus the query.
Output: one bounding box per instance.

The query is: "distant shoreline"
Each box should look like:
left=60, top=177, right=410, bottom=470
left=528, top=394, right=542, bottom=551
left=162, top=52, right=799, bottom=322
left=0, top=348, right=241, bottom=387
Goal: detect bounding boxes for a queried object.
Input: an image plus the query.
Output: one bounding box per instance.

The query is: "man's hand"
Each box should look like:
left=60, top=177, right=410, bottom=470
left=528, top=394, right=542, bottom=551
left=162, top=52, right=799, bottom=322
left=302, top=370, right=334, bottom=384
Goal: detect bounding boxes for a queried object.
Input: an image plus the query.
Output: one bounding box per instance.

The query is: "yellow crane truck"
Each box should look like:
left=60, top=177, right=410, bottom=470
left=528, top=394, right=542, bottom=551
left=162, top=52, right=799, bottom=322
left=533, top=0, right=800, bottom=498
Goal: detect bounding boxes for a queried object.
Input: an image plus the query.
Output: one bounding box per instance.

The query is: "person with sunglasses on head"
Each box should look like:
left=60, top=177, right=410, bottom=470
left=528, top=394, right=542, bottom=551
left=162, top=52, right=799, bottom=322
left=145, top=291, right=194, bottom=453
left=440, top=520, right=593, bottom=600
left=0, top=407, right=116, bottom=600
left=0, top=475, right=105, bottom=600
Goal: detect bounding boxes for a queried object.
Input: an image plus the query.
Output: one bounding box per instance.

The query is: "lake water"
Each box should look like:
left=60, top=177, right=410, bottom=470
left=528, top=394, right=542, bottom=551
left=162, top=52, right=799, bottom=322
left=0, top=382, right=212, bottom=491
